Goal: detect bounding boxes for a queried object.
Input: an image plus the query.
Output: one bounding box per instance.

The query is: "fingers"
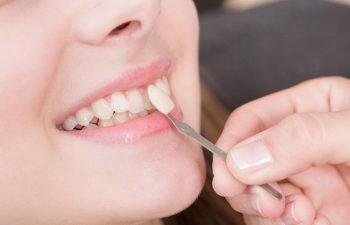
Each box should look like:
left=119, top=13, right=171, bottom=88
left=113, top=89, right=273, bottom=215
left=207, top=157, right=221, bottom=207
left=213, top=120, right=248, bottom=197
left=244, top=215, right=320, bottom=225
left=244, top=209, right=326, bottom=225
left=227, top=168, right=339, bottom=225
left=225, top=183, right=292, bottom=218
left=279, top=194, right=315, bottom=225
left=214, top=77, right=350, bottom=184
left=211, top=77, right=349, bottom=224
left=244, top=215, right=280, bottom=225
left=226, top=183, right=285, bottom=218
left=289, top=166, right=350, bottom=225
left=229, top=183, right=316, bottom=224
left=212, top=155, right=246, bottom=197
left=225, top=110, right=350, bottom=185
left=313, top=215, right=331, bottom=225
left=218, top=77, right=350, bottom=146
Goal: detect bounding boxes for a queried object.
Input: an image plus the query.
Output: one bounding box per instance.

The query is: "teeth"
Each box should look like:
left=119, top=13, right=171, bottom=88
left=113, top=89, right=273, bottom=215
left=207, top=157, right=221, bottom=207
left=91, top=99, right=114, bottom=120
left=142, top=91, right=154, bottom=110
left=128, top=112, right=139, bottom=120
left=110, top=92, right=130, bottom=113
left=98, top=118, right=114, bottom=128
left=91, top=117, right=99, bottom=124
left=126, top=89, right=145, bottom=114
left=138, top=110, right=148, bottom=117
left=155, top=77, right=171, bottom=96
left=83, top=124, right=98, bottom=130
left=75, top=108, right=94, bottom=126
left=148, top=85, right=175, bottom=114
left=61, top=76, right=175, bottom=130
left=63, top=116, right=78, bottom=131
left=113, top=112, right=130, bottom=124
left=162, top=77, right=170, bottom=87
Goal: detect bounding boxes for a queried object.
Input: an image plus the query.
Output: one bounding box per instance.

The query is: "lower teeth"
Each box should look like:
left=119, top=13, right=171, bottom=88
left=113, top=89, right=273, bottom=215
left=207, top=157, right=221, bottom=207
left=59, top=77, right=172, bottom=131
left=71, top=110, right=154, bottom=130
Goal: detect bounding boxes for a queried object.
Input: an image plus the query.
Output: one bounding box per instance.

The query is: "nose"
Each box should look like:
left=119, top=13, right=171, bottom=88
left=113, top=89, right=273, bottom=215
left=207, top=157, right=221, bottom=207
left=72, top=0, right=162, bottom=45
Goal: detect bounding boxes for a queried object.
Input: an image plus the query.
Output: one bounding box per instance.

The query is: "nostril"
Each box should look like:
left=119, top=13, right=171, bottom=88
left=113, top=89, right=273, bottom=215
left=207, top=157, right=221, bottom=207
left=109, top=21, right=141, bottom=37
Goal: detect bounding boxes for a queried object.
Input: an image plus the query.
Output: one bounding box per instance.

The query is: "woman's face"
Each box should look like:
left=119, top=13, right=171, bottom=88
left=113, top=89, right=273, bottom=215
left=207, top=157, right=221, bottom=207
left=0, top=1, right=205, bottom=225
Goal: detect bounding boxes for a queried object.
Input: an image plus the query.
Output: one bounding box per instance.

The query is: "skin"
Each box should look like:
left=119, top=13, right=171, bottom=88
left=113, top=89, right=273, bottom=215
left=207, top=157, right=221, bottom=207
left=213, top=77, right=350, bottom=225
left=0, top=1, right=205, bottom=225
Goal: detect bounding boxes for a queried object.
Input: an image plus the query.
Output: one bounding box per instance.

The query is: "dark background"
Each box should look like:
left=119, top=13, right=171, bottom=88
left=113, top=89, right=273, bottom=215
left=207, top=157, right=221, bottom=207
left=198, top=0, right=350, bottom=110
left=194, top=0, right=224, bottom=13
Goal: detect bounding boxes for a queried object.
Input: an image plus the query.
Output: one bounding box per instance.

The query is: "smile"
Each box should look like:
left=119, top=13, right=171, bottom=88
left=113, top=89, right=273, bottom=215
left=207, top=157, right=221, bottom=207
left=59, top=76, right=171, bottom=131
left=57, top=59, right=182, bottom=144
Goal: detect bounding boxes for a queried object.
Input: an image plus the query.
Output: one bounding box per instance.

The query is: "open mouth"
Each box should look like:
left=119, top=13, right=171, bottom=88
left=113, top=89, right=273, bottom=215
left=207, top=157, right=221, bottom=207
left=57, top=59, right=182, bottom=144
left=59, top=76, right=171, bottom=131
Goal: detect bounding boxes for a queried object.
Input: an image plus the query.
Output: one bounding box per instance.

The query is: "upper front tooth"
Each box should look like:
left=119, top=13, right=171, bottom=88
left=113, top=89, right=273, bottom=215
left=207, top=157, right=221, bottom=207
left=110, top=92, right=130, bottom=113
left=126, top=88, right=144, bottom=114
left=91, top=99, right=113, bottom=120
left=155, top=77, right=170, bottom=96
left=62, top=116, right=78, bottom=131
left=75, top=108, right=94, bottom=126
left=142, top=91, right=153, bottom=110
left=148, top=85, right=175, bottom=114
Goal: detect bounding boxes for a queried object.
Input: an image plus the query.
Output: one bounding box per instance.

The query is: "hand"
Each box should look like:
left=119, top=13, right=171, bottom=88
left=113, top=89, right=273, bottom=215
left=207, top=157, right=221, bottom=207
left=212, top=77, right=350, bottom=225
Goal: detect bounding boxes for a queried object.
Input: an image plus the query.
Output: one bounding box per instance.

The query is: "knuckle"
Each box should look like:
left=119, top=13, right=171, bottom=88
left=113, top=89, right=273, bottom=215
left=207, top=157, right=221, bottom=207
left=300, top=76, right=350, bottom=112
left=225, top=106, right=262, bottom=142
left=311, top=76, right=348, bottom=85
left=305, top=76, right=348, bottom=94
left=230, top=105, right=266, bottom=131
left=228, top=105, right=248, bottom=122
left=313, top=76, right=350, bottom=97
left=281, top=113, right=325, bottom=157
left=326, top=76, right=349, bottom=84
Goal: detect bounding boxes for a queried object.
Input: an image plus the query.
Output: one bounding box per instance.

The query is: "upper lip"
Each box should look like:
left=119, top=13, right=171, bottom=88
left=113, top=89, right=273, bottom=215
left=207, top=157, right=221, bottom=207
left=56, top=58, right=171, bottom=125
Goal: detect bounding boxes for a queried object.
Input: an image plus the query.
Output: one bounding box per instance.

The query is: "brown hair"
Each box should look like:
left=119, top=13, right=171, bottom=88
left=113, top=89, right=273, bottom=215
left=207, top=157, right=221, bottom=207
left=163, top=84, right=244, bottom=225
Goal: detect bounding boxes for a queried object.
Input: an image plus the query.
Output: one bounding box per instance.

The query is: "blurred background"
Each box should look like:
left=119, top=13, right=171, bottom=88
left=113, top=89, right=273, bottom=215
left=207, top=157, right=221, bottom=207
left=194, top=0, right=350, bottom=12
left=195, top=0, right=350, bottom=111
left=164, top=2, right=350, bottom=224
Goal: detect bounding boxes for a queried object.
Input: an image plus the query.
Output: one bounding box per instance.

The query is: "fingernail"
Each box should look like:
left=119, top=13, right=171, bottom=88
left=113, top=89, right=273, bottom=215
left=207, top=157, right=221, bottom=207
left=247, top=186, right=264, bottom=216
left=246, top=193, right=264, bottom=216
left=230, top=140, right=273, bottom=170
left=280, top=203, right=299, bottom=225
left=280, top=195, right=299, bottom=225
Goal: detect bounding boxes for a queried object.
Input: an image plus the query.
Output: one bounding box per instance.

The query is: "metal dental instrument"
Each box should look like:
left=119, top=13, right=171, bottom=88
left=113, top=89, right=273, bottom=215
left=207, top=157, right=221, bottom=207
left=166, top=114, right=283, bottom=200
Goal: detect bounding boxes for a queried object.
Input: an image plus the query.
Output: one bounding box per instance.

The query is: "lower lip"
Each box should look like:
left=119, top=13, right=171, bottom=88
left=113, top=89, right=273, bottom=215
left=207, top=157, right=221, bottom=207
left=66, top=106, right=183, bottom=145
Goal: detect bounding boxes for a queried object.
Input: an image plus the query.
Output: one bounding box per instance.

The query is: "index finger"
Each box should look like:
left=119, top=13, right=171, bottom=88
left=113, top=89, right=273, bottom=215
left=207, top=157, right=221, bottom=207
left=212, top=77, right=350, bottom=196
left=217, top=76, right=350, bottom=150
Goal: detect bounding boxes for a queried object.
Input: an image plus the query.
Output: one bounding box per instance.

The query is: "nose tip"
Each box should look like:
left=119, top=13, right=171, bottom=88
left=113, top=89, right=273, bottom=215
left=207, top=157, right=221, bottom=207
left=72, top=0, right=161, bottom=45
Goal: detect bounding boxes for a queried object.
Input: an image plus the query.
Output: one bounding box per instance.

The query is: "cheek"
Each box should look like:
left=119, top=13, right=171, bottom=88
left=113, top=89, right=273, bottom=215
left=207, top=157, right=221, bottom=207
left=0, top=3, right=68, bottom=215
left=159, top=0, right=199, bottom=57
left=159, top=0, right=200, bottom=127
left=0, top=5, right=67, bottom=137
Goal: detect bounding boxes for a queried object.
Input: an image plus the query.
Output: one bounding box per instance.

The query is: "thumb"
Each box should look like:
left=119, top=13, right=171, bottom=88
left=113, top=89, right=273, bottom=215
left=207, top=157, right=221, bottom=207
left=225, top=110, right=350, bottom=185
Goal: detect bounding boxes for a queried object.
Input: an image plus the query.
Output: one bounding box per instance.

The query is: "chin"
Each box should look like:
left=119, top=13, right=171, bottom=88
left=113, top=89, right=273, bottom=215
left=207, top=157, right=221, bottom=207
left=49, top=130, right=205, bottom=225
left=135, top=134, right=206, bottom=219
left=108, top=133, right=206, bottom=222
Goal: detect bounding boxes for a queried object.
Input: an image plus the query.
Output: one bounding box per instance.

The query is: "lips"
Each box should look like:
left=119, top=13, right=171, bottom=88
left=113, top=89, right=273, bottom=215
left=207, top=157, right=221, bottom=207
left=57, top=58, right=182, bottom=144
left=69, top=106, right=182, bottom=145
